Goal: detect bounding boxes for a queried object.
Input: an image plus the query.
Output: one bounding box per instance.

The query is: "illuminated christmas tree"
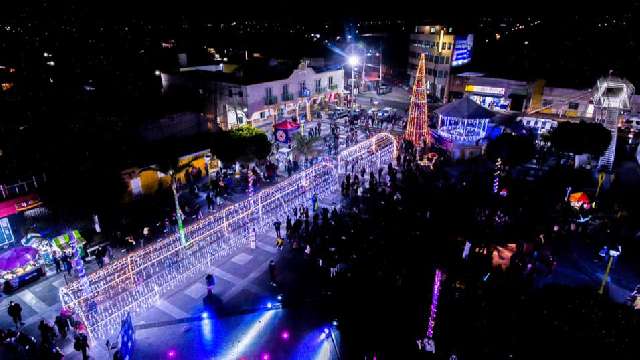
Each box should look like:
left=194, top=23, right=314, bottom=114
left=404, top=53, right=430, bottom=148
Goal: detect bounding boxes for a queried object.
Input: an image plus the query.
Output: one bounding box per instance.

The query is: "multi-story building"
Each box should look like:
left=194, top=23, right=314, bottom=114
left=163, top=60, right=344, bottom=131
left=408, top=25, right=463, bottom=101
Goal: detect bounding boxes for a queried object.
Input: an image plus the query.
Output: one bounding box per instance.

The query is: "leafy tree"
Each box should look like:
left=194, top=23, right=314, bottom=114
left=292, top=133, right=319, bottom=163
left=548, top=121, right=612, bottom=157
left=207, top=126, right=271, bottom=164
left=486, top=132, right=536, bottom=166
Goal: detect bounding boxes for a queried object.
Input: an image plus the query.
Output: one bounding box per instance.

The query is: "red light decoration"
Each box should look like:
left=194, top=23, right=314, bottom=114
left=404, top=53, right=430, bottom=148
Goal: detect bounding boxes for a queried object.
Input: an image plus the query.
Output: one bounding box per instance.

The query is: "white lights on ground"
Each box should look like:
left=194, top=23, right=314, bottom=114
left=337, top=133, right=397, bottom=175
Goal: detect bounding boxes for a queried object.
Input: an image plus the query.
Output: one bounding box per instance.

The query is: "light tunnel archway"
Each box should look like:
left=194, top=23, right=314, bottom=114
left=60, top=134, right=396, bottom=341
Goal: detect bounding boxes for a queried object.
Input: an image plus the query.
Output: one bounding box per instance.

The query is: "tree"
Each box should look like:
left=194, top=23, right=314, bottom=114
left=486, top=132, right=536, bottom=166
left=548, top=121, right=612, bottom=157
left=292, top=133, right=319, bottom=163
left=209, top=126, right=271, bottom=164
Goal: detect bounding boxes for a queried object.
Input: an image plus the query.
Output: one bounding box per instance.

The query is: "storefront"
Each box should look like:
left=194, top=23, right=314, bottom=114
left=1, top=246, right=46, bottom=293
left=0, top=193, right=43, bottom=248
left=52, top=230, right=87, bottom=258
left=465, top=85, right=510, bottom=111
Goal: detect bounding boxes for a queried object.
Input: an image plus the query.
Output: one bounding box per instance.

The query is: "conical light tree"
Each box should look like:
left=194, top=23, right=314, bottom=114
left=404, top=53, right=430, bottom=148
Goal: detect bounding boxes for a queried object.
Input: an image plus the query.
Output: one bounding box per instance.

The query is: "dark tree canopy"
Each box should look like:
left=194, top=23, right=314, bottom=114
left=211, top=126, right=272, bottom=164
left=486, top=132, right=536, bottom=166
left=548, top=121, right=612, bottom=157
left=144, top=126, right=271, bottom=169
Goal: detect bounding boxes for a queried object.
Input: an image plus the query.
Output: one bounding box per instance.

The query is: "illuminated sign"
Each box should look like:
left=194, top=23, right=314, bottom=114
left=452, top=34, right=474, bottom=67
left=0, top=217, right=14, bottom=246
left=465, top=85, right=505, bottom=96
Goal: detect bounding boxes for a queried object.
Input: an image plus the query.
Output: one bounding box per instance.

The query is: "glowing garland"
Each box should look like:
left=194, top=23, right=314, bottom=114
left=493, top=158, right=503, bottom=194
left=437, top=115, right=488, bottom=143
left=426, top=269, right=443, bottom=339
left=59, top=135, right=397, bottom=341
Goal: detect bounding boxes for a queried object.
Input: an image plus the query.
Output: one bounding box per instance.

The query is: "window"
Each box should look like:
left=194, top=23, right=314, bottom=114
left=447, top=42, right=452, bottom=50
left=283, top=83, right=289, bottom=95
left=428, top=54, right=434, bottom=62
left=427, top=68, right=433, bottom=76
left=228, top=89, right=233, bottom=97
left=238, top=91, right=243, bottom=97
left=300, top=81, right=306, bottom=92
left=265, top=87, right=273, bottom=98
left=315, top=79, right=321, bottom=91
left=328, top=76, right=334, bottom=86
left=434, top=56, right=440, bottom=64
left=437, top=70, right=443, bottom=78
left=568, top=102, right=580, bottom=110
left=260, top=111, right=266, bottom=119
left=443, top=70, right=449, bottom=78
left=542, top=99, right=553, bottom=107
left=445, top=56, right=450, bottom=64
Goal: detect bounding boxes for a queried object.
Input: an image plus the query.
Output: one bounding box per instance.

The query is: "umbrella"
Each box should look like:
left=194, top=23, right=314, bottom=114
left=0, top=246, right=38, bottom=271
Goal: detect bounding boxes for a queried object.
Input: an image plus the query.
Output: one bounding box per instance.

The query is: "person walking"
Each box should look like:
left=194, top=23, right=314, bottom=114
left=206, top=192, right=214, bottom=211
left=268, top=260, right=277, bottom=287
left=205, top=273, right=215, bottom=293
left=285, top=216, right=292, bottom=238
left=54, top=315, right=70, bottom=339
left=61, top=253, right=72, bottom=276
left=273, top=220, right=282, bottom=238
left=38, top=320, right=55, bottom=344
left=8, top=301, right=24, bottom=328
left=311, top=193, right=318, bottom=213
left=74, top=333, right=90, bottom=360
left=53, top=252, right=62, bottom=273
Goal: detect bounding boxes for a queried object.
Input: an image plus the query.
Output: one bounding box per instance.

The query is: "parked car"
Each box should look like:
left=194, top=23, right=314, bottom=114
left=377, top=84, right=392, bottom=95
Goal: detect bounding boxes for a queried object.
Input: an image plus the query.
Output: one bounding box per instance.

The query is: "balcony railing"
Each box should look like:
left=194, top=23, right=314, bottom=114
left=315, top=87, right=327, bottom=94
left=264, top=96, right=278, bottom=105
left=299, top=88, right=310, bottom=97
left=328, top=84, right=338, bottom=91
left=281, top=92, right=294, bottom=101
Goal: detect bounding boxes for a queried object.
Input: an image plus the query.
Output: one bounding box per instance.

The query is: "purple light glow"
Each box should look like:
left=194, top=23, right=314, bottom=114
left=167, top=350, right=176, bottom=358
left=426, top=269, right=443, bottom=338
left=281, top=330, right=290, bottom=340
left=262, top=353, right=270, bottom=360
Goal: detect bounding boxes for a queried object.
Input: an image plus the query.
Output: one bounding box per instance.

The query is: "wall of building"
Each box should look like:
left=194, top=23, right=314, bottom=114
left=408, top=25, right=455, bottom=100
left=139, top=112, right=209, bottom=142
left=243, top=67, right=344, bottom=128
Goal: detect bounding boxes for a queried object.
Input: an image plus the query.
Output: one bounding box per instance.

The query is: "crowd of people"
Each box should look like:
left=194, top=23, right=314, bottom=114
left=265, top=137, right=640, bottom=359
left=1, top=302, right=93, bottom=360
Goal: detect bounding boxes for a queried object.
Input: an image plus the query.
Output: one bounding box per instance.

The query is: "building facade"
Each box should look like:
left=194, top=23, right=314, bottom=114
left=163, top=61, right=344, bottom=132
left=408, top=25, right=456, bottom=101
left=240, top=63, right=344, bottom=130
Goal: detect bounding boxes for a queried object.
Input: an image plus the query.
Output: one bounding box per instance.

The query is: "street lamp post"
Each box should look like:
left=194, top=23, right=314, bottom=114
left=169, top=170, right=187, bottom=246
left=348, top=55, right=359, bottom=109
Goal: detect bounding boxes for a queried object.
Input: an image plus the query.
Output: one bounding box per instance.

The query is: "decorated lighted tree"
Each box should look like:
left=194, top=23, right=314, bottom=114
left=404, top=53, right=430, bottom=148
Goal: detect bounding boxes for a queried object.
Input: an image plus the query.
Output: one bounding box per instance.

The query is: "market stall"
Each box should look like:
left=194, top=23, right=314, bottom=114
left=273, top=120, right=300, bottom=144
left=52, top=230, right=86, bottom=257
left=21, top=232, right=55, bottom=265
left=1, top=246, right=45, bottom=293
